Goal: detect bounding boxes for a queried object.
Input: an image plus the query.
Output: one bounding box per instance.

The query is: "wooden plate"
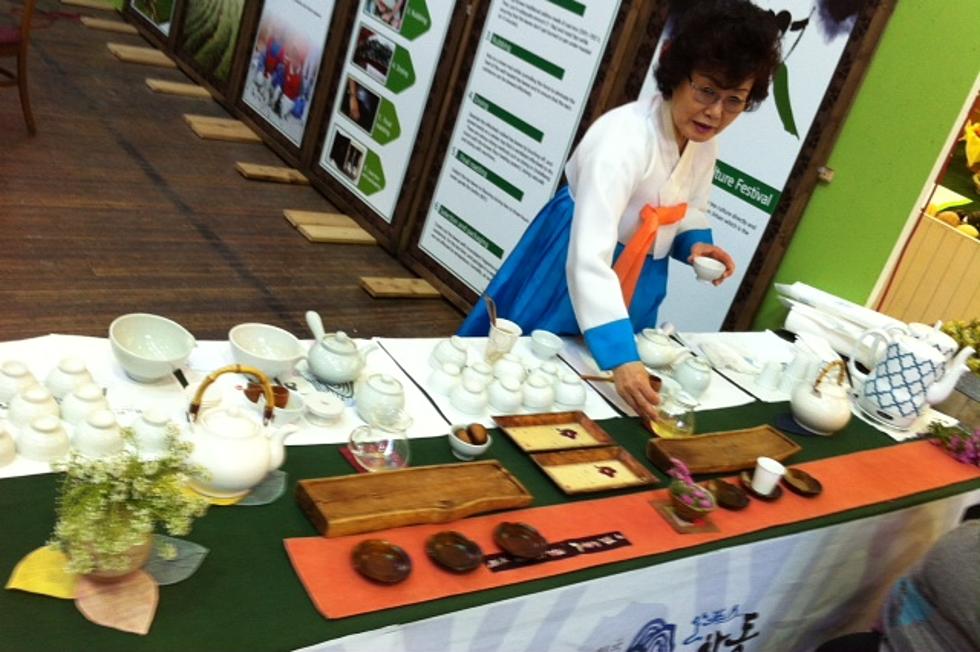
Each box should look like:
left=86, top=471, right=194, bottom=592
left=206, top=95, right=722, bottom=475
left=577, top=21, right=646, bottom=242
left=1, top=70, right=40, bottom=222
left=425, top=531, right=483, bottom=573
left=738, top=471, right=783, bottom=501
left=706, top=478, right=749, bottom=510
left=351, top=539, right=412, bottom=584
left=782, top=467, right=823, bottom=497
left=530, top=446, right=658, bottom=495
left=493, top=411, right=614, bottom=452
left=493, top=522, right=547, bottom=559
left=646, top=425, right=801, bottom=474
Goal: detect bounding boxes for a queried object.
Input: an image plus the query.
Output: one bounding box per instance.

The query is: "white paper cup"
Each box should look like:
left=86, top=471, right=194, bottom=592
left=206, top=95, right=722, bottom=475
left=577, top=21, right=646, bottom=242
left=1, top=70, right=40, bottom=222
left=485, top=319, right=522, bottom=363
left=756, top=361, right=783, bottom=390
left=751, top=457, right=786, bottom=495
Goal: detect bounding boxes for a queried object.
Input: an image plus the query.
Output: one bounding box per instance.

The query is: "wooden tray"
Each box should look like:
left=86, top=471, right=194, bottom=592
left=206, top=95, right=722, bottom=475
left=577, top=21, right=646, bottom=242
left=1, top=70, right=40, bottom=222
left=295, top=461, right=533, bottom=537
left=493, top=411, right=614, bottom=452
left=530, top=446, right=658, bottom=495
left=645, top=425, right=800, bottom=474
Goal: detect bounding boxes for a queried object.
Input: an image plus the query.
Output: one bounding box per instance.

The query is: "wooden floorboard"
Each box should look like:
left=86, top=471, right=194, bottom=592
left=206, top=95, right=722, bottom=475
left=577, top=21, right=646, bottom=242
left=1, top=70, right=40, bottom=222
left=0, top=0, right=462, bottom=341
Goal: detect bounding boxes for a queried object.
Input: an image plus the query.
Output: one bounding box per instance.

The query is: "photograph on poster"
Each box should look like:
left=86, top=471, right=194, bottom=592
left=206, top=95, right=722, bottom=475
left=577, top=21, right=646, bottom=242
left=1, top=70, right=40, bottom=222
left=352, top=25, right=395, bottom=84
left=327, top=129, right=368, bottom=183
left=365, top=0, right=406, bottom=32
left=132, top=0, right=174, bottom=35
left=242, top=0, right=332, bottom=146
left=340, top=76, right=381, bottom=134
left=180, top=0, right=245, bottom=82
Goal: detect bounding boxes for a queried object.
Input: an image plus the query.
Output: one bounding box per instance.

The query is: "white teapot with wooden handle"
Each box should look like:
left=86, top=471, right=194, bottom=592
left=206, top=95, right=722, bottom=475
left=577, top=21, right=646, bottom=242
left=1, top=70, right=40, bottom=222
left=791, top=360, right=851, bottom=435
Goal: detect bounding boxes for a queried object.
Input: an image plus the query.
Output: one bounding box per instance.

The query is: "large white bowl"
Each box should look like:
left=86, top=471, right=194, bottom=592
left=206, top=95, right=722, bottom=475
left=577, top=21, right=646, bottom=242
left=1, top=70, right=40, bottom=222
left=229, top=323, right=304, bottom=379
left=109, top=313, right=196, bottom=383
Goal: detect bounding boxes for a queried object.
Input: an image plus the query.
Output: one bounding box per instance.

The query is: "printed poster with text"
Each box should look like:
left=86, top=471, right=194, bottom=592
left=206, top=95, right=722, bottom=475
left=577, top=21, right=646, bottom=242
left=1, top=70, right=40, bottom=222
left=242, top=0, right=336, bottom=147
left=320, top=1, right=455, bottom=223
left=418, top=0, right=621, bottom=292
left=642, top=0, right=860, bottom=331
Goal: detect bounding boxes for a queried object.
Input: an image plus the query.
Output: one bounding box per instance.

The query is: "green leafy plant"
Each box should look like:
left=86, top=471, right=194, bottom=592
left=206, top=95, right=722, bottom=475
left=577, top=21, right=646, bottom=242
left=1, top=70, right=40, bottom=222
left=49, top=428, right=209, bottom=575
left=940, top=319, right=980, bottom=376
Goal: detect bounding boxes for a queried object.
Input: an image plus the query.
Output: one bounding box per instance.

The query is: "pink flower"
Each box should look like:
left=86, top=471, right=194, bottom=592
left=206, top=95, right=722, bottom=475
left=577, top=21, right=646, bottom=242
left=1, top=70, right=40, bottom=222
left=680, top=494, right=695, bottom=506
left=698, top=498, right=712, bottom=509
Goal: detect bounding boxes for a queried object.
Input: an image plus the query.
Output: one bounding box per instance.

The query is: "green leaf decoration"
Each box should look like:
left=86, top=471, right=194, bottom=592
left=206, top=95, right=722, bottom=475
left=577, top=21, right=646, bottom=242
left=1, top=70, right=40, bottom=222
left=773, top=63, right=799, bottom=138
left=144, top=536, right=208, bottom=586
left=239, top=470, right=287, bottom=506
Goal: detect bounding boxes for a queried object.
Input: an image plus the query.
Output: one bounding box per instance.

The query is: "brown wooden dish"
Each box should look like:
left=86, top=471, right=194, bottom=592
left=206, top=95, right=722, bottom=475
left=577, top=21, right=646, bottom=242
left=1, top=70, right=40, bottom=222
left=425, top=531, right=483, bottom=573
left=493, top=522, right=547, bottom=559
left=351, top=539, right=412, bottom=584
left=706, top=478, right=749, bottom=510
left=782, top=467, right=823, bottom=497
left=646, top=425, right=800, bottom=474
left=530, top=446, right=658, bottom=495
left=493, top=411, right=614, bottom=452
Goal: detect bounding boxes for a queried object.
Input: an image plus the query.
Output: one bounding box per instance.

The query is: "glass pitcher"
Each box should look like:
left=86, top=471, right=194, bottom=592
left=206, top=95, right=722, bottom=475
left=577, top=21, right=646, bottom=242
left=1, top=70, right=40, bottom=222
left=347, top=407, right=412, bottom=472
left=651, top=391, right=698, bottom=439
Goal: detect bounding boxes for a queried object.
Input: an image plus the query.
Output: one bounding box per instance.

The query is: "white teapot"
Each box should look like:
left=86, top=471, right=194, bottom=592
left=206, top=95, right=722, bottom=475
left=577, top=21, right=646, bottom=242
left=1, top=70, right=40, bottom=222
left=636, top=330, right=689, bottom=368
left=186, top=366, right=298, bottom=498
left=791, top=360, right=852, bottom=435
left=305, top=311, right=369, bottom=384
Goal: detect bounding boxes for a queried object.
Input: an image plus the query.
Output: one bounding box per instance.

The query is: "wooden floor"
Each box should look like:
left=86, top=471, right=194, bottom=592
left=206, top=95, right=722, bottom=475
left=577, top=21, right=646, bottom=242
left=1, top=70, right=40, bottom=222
left=0, top=1, right=463, bottom=342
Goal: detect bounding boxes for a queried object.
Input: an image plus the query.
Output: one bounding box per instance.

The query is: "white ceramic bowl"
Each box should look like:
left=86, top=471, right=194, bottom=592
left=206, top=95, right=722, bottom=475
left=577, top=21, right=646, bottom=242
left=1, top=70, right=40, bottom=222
left=448, top=424, right=492, bottom=461
left=109, top=313, right=196, bottom=382
left=259, top=387, right=305, bottom=426
left=229, top=323, right=304, bottom=379
left=530, top=330, right=563, bottom=360
left=17, top=415, right=70, bottom=463
left=692, top=256, right=725, bottom=282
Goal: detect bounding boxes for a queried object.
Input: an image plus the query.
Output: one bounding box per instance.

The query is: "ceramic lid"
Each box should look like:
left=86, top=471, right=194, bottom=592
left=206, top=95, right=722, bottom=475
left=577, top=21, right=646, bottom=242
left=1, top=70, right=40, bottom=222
left=683, top=357, right=711, bottom=371
left=24, top=386, right=53, bottom=402
left=366, top=374, right=402, bottom=395
left=58, top=357, right=86, bottom=374
left=199, top=407, right=258, bottom=439
left=86, top=409, right=116, bottom=429
left=499, top=377, right=520, bottom=391
left=142, top=406, right=169, bottom=426
left=319, top=331, right=358, bottom=356
left=639, top=330, right=670, bottom=344
left=74, top=382, right=102, bottom=401
left=31, top=415, right=60, bottom=432
left=527, top=375, right=549, bottom=388
left=462, top=379, right=483, bottom=394
left=1, top=361, right=28, bottom=377
left=470, top=361, right=492, bottom=375
left=306, top=392, right=344, bottom=416
left=440, top=362, right=462, bottom=375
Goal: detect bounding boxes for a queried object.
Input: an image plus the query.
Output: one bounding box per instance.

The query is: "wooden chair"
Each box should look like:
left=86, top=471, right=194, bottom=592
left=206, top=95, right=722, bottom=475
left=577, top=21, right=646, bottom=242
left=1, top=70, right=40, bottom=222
left=0, top=0, right=39, bottom=135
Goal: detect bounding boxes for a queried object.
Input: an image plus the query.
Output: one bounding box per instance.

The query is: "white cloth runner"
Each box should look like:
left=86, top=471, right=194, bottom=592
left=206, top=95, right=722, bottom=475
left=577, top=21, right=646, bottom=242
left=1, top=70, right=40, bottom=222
left=378, top=336, right=619, bottom=428
left=0, top=335, right=453, bottom=479
left=850, top=402, right=958, bottom=443
left=558, top=338, right=755, bottom=415
left=676, top=331, right=797, bottom=403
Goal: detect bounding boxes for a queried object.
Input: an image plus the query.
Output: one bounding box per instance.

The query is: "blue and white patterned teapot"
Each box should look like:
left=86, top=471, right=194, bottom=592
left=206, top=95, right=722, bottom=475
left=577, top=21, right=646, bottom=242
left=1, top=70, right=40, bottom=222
left=848, top=328, right=974, bottom=429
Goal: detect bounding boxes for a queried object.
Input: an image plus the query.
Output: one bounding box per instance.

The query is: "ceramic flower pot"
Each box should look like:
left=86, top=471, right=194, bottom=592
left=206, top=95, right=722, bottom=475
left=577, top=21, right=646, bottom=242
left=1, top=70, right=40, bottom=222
left=76, top=534, right=154, bottom=582
left=669, top=484, right=715, bottom=522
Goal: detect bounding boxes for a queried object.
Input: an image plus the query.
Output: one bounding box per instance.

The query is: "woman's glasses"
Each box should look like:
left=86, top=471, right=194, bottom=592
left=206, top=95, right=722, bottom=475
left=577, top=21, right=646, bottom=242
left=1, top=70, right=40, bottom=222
left=688, top=79, right=750, bottom=114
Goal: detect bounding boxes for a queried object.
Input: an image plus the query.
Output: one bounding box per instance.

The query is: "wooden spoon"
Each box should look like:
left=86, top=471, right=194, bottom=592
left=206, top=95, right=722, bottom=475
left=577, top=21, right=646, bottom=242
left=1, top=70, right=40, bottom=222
left=484, top=295, right=498, bottom=327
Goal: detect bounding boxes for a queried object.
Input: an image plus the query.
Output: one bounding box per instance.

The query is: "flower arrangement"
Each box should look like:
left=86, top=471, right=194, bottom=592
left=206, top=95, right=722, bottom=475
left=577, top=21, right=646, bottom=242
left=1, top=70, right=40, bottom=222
left=667, top=457, right=715, bottom=521
left=49, top=426, right=209, bottom=576
left=924, top=421, right=980, bottom=467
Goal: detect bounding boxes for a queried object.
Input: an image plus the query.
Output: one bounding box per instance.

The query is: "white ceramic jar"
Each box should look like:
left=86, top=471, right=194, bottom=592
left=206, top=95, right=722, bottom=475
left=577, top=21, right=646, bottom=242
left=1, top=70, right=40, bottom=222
left=461, top=361, right=493, bottom=389
left=17, top=415, right=70, bottom=463
left=61, top=382, right=108, bottom=426
left=449, top=379, right=488, bottom=415
left=487, top=377, right=522, bottom=413
left=427, top=362, right=462, bottom=396
left=355, top=374, right=405, bottom=424
left=429, top=335, right=468, bottom=370
left=74, top=409, right=125, bottom=458
left=9, top=386, right=60, bottom=427
left=522, top=375, right=555, bottom=411
left=133, top=406, right=172, bottom=459
left=673, top=357, right=712, bottom=399
left=44, top=356, right=93, bottom=400
left=554, top=373, right=587, bottom=409
left=0, top=361, right=38, bottom=403
left=0, top=425, right=16, bottom=467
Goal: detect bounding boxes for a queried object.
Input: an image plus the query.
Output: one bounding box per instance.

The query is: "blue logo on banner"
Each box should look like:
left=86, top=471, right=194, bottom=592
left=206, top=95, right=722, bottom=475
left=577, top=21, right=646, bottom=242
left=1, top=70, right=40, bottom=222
left=627, top=618, right=676, bottom=652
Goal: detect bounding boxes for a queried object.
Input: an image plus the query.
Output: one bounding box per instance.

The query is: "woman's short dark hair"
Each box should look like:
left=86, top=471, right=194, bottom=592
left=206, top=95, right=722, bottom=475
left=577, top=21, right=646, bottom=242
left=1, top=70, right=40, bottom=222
left=655, top=0, right=781, bottom=110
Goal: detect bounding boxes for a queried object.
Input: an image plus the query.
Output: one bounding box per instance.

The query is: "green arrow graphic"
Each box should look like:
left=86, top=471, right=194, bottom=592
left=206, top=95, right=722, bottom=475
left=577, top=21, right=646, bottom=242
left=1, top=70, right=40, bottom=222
left=357, top=149, right=386, bottom=195
left=400, top=0, right=431, bottom=40
left=387, top=46, right=416, bottom=93
left=371, top=99, right=401, bottom=145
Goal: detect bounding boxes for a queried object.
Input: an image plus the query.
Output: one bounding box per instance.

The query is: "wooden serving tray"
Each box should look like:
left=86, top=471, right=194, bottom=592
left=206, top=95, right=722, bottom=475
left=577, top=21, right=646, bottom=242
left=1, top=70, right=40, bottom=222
left=493, top=411, right=614, bottom=452
left=295, top=461, right=533, bottom=537
left=645, top=425, right=800, bottom=474
left=531, top=446, right=658, bottom=495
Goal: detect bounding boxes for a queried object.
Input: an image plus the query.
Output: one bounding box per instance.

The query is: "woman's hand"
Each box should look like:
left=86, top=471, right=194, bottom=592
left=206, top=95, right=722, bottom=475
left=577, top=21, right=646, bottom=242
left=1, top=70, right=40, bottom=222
left=612, top=361, right=661, bottom=420
left=689, top=243, right=735, bottom=286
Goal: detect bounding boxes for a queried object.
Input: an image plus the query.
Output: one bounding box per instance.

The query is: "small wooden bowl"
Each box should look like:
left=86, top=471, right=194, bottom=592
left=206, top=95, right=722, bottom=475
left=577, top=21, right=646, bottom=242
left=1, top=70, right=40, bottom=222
left=426, top=531, right=483, bottom=573
left=493, top=522, right=547, bottom=559
left=351, top=539, right=412, bottom=584
left=706, top=478, right=749, bottom=510
left=782, top=467, right=823, bottom=497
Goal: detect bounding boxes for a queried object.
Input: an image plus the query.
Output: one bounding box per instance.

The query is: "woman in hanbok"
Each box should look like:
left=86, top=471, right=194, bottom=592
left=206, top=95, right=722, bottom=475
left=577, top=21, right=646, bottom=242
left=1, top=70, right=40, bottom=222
left=459, top=0, right=782, bottom=418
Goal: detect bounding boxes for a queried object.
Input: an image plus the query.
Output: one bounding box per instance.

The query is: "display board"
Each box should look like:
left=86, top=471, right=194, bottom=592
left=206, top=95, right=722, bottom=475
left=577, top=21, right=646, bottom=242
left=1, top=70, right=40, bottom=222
left=317, top=0, right=458, bottom=225
left=411, top=0, right=626, bottom=296
left=172, top=0, right=250, bottom=98
left=240, top=0, right=338, bottom=149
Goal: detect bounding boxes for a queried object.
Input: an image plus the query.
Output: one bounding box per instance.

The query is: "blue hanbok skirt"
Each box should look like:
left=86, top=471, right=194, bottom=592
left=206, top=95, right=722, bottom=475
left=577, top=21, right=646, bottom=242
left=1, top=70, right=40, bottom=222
left=458, top=187, right=671, bottom=337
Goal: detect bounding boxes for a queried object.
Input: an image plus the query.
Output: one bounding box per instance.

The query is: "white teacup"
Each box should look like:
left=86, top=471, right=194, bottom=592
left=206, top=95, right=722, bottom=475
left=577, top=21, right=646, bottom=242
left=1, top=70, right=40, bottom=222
left=132, top=406, right=172, bottom=459
left=522, top=375, right=554, bottom=411
left=430, top=335, right=469, bottom=370
left=74, top=409, right=125, bottom=458
left=530, top=330, right=563, bottom=360
left=427, top=362, right=462, bottom=396
left=751, top=457, right=786, bottom=495
left=61, top=382, right=108, bottom=426
left=692, top=256, right=725, bottom=283
left=449, top=380, right=488, bottom=415
left=0, top=361, right=38, bottom=404
left=462, top=361, right=493, bottom=389
left=45, top=357, right=93, bottom=400
left=17, top=415, right=70, bottom=463
left=485, top=319, right=522, bottom=363
left=487, top=377, right=522, bottom=413
left=9, top=386, right=60, bottom=427
left=492, top=354, right=525, bottom=384
left=0, top=425, right=16, bottom=467
left=756, top=361, right=783, bottom=391
left=554, top=373, right=587, bottom=408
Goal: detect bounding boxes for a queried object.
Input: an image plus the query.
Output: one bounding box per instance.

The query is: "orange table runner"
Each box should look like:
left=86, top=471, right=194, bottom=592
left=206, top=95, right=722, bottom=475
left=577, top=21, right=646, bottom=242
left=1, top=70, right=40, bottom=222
left=284, top=441, right=979, bottom=619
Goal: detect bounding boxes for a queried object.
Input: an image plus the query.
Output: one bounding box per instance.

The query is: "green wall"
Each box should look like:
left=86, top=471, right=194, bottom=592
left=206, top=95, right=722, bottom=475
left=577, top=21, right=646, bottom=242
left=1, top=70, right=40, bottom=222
left=752, top=2, right=980, bottom=330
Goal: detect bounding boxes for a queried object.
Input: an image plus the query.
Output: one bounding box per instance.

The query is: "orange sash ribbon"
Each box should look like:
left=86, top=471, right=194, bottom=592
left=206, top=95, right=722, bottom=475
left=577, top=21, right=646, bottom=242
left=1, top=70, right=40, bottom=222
left=613, top=203, right=687, bottom=306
